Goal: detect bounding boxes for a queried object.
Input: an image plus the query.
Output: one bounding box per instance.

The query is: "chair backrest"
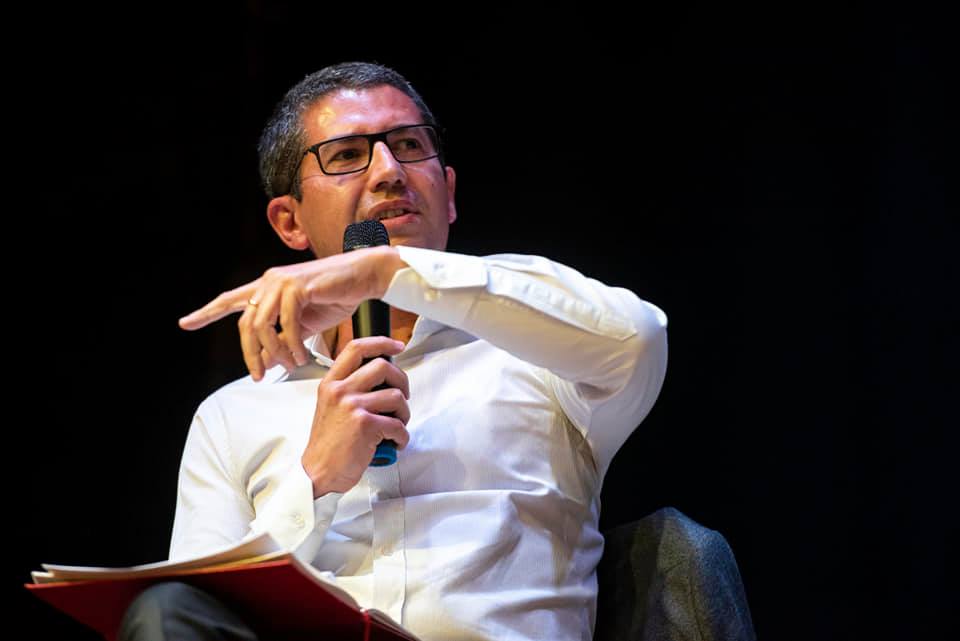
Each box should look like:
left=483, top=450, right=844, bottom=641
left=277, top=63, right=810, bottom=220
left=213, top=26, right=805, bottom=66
left=594, top=507, right=756, bottom=641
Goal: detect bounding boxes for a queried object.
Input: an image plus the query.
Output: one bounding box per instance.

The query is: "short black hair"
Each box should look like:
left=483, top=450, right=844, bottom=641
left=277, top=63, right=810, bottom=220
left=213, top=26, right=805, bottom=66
left=258, top=61, right=442, bottom=200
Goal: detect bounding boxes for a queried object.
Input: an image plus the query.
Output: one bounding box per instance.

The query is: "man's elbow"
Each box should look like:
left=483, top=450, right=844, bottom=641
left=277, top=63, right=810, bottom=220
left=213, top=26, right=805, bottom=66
left=623, top=300, right=668, bottom=376
left=611, top=300, right=668, bottom=417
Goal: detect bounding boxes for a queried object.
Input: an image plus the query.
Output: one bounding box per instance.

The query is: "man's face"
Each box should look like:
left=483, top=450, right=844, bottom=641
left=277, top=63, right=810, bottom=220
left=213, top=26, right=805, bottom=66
left=290, top=85, right=457, bottom=258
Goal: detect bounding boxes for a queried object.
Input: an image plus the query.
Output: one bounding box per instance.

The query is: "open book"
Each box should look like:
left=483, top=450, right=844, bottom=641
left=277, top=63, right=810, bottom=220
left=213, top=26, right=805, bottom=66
left=26, top=532, right=421, bottom=641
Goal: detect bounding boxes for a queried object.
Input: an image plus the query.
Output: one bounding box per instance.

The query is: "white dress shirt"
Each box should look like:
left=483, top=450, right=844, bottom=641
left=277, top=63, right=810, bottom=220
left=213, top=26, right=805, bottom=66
left=170, top=246, right=668, bottom=641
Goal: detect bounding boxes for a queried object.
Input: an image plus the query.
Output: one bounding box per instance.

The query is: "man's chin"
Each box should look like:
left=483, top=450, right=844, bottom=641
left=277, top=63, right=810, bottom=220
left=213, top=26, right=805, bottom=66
left=388, top=237, right=448, bottom=252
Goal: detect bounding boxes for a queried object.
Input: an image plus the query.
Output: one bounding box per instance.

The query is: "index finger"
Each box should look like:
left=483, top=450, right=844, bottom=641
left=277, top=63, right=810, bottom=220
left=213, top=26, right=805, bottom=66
left=178, top=282, right=260, bottom=330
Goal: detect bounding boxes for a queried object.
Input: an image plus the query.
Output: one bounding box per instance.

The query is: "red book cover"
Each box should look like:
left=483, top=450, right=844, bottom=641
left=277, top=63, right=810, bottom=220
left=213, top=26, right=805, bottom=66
left=26, top=557, right=420, bottom=641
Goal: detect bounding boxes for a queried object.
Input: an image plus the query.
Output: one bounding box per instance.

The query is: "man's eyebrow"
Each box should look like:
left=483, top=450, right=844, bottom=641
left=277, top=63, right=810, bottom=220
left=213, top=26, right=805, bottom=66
left=320, top=124, right=426, bottom=140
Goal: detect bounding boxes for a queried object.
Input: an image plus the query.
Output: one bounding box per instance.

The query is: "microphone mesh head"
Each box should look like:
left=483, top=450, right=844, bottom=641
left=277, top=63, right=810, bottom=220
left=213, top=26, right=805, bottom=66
left=343, top=220, right=390, bottom=252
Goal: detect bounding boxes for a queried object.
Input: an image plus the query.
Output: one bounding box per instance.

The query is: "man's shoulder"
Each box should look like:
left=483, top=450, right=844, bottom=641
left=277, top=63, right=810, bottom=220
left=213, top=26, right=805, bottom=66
left=197, top=363, right=315, bottom=410
left=220, top=364, right=287, bottom=390
left=190, top=363, right=322, bottom=448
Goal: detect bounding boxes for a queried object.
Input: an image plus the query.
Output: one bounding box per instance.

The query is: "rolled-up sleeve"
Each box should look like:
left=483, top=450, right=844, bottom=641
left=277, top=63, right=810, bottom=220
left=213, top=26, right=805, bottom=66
left=382, top=246, right=668, bottom=478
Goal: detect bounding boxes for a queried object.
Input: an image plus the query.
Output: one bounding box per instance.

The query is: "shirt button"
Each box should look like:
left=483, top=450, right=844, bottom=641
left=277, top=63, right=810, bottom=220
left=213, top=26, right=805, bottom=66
left=424, top=289, right=438, bottom=302
left=292, top=513, right=305, bottom=528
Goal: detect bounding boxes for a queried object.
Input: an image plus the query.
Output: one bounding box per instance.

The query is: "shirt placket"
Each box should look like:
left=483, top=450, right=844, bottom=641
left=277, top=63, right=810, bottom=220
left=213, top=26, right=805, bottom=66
left=366, top=463, right=406, bottom=624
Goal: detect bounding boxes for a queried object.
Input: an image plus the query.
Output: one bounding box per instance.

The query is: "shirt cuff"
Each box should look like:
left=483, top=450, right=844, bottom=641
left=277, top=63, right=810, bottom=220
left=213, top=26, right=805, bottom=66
left=249, top=462, right=342, bottom=552
left=391, top=245, right=488, bottom=289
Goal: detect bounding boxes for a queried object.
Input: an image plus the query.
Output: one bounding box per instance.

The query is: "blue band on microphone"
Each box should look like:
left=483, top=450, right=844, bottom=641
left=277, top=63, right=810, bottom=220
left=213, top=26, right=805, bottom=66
left=370, top=440, right=398, bottom=467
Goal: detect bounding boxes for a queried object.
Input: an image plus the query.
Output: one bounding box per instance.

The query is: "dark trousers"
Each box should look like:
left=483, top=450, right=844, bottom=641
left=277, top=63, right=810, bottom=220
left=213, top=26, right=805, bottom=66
left=119, top=582, right=262, bottom=641
left=121, top=508, right=755, bottom=641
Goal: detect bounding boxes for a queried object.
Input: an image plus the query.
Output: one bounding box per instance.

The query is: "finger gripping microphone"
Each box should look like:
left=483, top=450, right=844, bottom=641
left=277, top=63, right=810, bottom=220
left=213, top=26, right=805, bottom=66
left=343, top=220, right=397, bottom=467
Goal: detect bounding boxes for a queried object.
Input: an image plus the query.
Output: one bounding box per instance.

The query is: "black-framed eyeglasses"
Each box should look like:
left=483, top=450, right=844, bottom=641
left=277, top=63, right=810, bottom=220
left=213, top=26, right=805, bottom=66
left=301, top=124, right=442, bottom=176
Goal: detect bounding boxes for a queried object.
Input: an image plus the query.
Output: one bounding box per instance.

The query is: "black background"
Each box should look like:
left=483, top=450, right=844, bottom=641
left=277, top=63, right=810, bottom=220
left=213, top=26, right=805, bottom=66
left=13, top=2, right=953, bottom=640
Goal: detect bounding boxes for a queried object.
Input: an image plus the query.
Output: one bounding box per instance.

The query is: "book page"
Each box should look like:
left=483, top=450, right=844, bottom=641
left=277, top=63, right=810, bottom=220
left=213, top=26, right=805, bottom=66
left=30, top=546, right=426, bottom=641
left=31, top=571, right=56, bottom=584
left=39, top=531, right=285, bottom=582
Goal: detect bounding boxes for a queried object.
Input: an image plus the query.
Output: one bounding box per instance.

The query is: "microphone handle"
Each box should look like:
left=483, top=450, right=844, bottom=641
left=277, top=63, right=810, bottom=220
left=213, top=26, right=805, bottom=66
left=353, top=298, right=397, bottom=467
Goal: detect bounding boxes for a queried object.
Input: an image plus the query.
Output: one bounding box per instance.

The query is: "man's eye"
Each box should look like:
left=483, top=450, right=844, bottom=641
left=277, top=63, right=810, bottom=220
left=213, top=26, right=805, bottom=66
left=395, top=138, right=422, bottom=150
left=331, top=148, right=363, bottom=161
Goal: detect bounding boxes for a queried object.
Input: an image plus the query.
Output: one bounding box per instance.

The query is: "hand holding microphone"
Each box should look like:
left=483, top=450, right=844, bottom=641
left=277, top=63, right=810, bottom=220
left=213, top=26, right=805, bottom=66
left=300, top=334, right=410, bottom=497
left=299, top=221, right=409, bottom=498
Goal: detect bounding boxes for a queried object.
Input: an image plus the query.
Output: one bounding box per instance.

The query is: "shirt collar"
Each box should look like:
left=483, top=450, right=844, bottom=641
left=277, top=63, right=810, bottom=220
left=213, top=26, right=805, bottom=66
left=301, top=315, right=472, bottom=370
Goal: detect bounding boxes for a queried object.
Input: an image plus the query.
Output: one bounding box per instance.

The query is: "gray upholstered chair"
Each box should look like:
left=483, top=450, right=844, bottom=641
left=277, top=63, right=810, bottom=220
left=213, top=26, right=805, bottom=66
left=594, top=507, right=756, bottom=641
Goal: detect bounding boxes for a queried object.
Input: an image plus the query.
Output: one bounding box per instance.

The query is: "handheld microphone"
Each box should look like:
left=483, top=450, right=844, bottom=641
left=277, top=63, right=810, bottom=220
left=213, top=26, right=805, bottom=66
left=342, top=220, right=397, bottom=467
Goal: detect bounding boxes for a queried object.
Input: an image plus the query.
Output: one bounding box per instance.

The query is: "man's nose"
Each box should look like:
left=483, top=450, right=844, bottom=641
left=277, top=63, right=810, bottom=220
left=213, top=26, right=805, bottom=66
left=367, top=140, right=406, bottom=191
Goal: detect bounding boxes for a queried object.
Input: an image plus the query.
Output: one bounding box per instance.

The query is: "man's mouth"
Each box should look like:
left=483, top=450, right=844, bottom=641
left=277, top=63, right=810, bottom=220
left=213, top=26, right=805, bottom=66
left=376, top=208, right=416, bottom=220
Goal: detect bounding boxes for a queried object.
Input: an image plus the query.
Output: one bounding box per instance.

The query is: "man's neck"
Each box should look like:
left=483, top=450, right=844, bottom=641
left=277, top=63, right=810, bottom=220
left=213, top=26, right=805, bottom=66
left=323, top=307, right=418, bottom=359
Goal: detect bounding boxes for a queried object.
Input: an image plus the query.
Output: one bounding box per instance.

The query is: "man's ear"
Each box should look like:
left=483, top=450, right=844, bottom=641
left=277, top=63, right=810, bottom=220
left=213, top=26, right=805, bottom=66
left=267, top=196, right=311, bottom=250
left=445, top=165, right=458, bottom=224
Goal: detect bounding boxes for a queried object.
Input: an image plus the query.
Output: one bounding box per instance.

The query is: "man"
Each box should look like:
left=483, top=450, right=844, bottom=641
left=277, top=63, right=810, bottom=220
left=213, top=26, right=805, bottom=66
left=122, top=61, right=669, bottom=641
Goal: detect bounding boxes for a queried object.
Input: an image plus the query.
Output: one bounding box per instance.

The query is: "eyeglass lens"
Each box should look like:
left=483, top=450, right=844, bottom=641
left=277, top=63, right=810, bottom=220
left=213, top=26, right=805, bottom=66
left=318, top=126, right=438, bottom=174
